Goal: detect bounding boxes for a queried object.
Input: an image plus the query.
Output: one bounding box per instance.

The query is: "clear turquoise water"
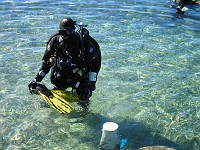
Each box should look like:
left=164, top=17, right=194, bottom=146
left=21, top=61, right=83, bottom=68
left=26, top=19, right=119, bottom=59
left=0, top=0, right=200, bottom=149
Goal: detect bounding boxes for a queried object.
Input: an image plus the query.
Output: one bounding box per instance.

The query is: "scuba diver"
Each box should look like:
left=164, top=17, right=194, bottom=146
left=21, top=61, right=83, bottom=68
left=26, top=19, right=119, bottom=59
left=28, top=17, right=101, bottom=111
left=172, top=0, right=200, bottom=14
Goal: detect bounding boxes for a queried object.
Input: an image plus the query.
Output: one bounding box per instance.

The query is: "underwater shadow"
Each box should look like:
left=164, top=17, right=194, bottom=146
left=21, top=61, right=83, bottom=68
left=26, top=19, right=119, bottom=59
left=66, top=111, right=195, bottom=150
left=117, top=121, right=189, bottom=150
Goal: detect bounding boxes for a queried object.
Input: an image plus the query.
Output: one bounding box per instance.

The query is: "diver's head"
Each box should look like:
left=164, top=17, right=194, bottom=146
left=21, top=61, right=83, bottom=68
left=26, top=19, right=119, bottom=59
left=59, top=17, right=76, bottom=38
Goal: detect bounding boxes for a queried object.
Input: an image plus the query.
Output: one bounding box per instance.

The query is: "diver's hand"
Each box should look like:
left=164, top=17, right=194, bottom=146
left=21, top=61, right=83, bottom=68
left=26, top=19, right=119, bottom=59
left=80, top=81, right=96, bottom=99
left=28, top=80, right=39, bottom=94
left=78, top=88, right=91, bottom=112
left=81, top=88, right=92, bottom=100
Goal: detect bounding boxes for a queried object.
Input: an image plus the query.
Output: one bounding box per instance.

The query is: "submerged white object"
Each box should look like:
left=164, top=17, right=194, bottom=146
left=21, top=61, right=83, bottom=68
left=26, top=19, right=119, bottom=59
left=99, top=122, right=120, bottom=150
left=181, top=6, right=188, bottom=12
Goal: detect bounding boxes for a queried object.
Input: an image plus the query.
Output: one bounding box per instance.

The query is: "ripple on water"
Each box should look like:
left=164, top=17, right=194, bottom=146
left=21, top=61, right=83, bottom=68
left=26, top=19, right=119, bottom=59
left=0, top=0, right=200, bottom=149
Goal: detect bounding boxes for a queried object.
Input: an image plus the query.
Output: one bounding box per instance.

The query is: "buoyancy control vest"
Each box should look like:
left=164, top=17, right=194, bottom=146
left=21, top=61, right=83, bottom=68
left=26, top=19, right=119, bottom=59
left=46, top=28, right=99, bottom=90
left=46, top=28, right=98, bottom=70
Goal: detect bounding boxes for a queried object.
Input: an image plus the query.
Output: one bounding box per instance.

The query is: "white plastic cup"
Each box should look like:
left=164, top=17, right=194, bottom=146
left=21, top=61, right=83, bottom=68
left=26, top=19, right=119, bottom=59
left=99, top=122, right=120, bottom=150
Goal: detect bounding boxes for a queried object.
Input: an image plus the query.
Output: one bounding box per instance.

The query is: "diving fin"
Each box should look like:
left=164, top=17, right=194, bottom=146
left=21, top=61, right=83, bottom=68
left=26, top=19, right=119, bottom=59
left=35, top=84, right=73, bottom=114
left=51, top=89, right=90, bottom=112
left=51, top=89, right=79, bottom=102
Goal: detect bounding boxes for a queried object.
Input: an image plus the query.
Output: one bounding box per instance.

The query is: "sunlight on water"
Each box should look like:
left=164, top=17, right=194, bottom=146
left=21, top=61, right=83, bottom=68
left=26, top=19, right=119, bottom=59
left=0, top=0, right=200, bottom=149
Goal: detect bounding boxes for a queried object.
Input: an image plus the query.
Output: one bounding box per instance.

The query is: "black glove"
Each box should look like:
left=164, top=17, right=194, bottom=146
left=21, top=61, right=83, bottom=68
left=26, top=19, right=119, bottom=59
left=78, top=81, right=96, bottom=99
left=78, top=89, right=91, bottom=112
left=80, top=89, right=92, bottom=100
left=28, top=80, right=39, bottom=94
left=76, top=81, right=94, bottom=111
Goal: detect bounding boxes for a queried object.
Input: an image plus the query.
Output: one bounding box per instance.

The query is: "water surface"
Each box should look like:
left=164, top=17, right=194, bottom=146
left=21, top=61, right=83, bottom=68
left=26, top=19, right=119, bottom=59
left=0, top=0, right=200, bottom=149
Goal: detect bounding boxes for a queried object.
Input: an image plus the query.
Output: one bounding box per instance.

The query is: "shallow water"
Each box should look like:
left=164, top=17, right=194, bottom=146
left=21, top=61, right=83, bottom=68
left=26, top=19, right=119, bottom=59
left=0, top=0, right=200, bottom=149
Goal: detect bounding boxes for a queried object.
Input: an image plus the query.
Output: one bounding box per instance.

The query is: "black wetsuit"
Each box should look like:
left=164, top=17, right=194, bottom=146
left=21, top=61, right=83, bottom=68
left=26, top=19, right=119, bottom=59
left=174, top=0, right=198, bottom=5
left=35, top=32, right=101, bottom=94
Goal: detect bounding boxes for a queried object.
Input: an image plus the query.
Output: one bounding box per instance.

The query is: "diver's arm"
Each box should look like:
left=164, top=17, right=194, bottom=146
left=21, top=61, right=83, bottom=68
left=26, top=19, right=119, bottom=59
left=35, top=60, right=51, bottom=82
left=84, top=40, right=101, bottom=91
left=35, top=37, right=57, bottom=82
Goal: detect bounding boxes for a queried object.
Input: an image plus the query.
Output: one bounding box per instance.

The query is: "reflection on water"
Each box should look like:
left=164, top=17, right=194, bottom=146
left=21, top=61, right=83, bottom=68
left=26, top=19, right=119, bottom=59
left=0, top=0, right=200, bottom=149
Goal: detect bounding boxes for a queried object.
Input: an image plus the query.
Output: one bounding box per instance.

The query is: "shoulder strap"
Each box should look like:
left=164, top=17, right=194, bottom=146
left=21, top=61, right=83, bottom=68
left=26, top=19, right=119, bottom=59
left=46, top=32, right=60, bottom=45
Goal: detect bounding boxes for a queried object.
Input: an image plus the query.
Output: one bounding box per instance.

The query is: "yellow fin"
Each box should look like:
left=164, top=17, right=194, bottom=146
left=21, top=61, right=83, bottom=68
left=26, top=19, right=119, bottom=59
left=51, top=90, right=79, bottom=102
left=38, top=91, right=73, bottom=114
